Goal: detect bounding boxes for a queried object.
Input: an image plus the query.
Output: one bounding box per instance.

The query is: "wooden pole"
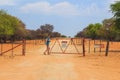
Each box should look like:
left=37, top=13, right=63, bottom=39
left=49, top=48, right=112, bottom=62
left=83, top=38, right=85, bottom=56
left=11, top=42, right=14, bottom=56
left=100, top=40, right=101, bottom=52
left=94, top=40, right=96, bottom=53
left=88, top=39, right=90, bottom=53
left=22, top=39, right=26, bottom=56
left=105, top=40, right=109, bottom=56
left=0, top=40, right=3, bottom=56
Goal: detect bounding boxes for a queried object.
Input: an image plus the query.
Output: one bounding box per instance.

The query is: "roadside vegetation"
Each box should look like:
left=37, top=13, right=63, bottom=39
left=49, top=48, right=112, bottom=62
left=75, top=1, right=120, bottom=41
left=0, top=10, right=66, bottom=42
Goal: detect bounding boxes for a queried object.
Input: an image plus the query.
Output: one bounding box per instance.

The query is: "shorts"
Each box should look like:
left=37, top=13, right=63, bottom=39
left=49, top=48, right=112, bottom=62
left=46, top=41, right=50, bottom=46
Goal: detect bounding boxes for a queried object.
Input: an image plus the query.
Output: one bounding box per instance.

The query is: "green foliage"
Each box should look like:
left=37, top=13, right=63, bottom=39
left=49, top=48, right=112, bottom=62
left=51, top=32, right=61, bottom=38
left=84, top=23, right=102, bottom=39
left=0, top=10, right=68, bottom=40
left=0, top=10, right=15, bottom=36
left=101, top=18, right=120, bottom=41
left=110, top=1, right=120, bottom=40
left=111, top=1, right=120, bottom=15
left=26, top=30, right=36, bottom=39
left=26, top=24, right=67, bottom=39
left=75, top=18, right=120, bottom=41
left=111, top=1, right=120, bottom=29
left=61, top=35, right=67, bottom=38
left=40, top=24, right=54, bottom=33
left=38, top=24, right=54, bottom=38
left=75, top=31, right=84, bottom=38
left=13, top=20, right=27, bottom=39
left=75, top=2, right=120, bottom=41
left=0, top=10, right=27, bottom=42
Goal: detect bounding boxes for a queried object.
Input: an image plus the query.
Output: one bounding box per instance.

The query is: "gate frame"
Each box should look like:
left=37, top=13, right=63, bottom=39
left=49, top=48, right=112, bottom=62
left=50, top=38, right=85, bottom=56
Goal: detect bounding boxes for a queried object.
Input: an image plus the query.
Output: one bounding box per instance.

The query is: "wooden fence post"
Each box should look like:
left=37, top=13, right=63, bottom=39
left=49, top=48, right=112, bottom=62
left=100, top=40, right=102, bottom=52
left=11, top=42, right=14, bottom=56
left=22, top=39, right=26, bottom=56
left=105, top=40, right=109, bottom=56
left=83, top=38, right=85, bottom=56
left=88, top=39, right=90, bottom=53
left=0, top=42, right=3, bottom=56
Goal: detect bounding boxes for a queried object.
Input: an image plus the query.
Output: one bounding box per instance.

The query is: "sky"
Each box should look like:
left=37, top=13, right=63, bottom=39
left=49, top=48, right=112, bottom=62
left=0, top=0, right=119, bottom=37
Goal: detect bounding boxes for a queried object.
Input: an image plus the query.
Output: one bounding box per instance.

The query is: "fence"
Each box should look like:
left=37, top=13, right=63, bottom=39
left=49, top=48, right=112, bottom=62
left=50, top=38, right=120, bottom=56
left=30, top=39, right=120, bottom=56
left=0, top=38, right=119, bottom=57
left=0, top=39, right=26, bottom=56
left=85, top=39, right=120, bottom=53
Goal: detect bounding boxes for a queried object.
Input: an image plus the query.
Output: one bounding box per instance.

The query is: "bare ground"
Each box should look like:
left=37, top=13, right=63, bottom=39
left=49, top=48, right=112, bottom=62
left=0, top=43, right=120, bottom=80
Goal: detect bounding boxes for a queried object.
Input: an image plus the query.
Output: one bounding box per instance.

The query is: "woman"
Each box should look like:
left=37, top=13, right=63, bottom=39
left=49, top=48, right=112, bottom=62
left=44, top=36, right=50, bottom=55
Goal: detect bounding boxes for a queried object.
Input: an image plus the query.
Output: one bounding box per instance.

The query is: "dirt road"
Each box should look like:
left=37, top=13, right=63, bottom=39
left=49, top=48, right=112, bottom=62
left=0, top=45, right=120, bottom=80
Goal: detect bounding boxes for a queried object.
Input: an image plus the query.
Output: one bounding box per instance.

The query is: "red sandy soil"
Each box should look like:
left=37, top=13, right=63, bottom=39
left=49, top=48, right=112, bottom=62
left=0, top=39, right=120, bottom=80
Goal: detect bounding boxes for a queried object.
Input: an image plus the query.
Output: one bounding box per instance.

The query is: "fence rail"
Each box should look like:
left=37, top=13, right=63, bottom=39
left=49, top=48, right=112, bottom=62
left=0, top=39, right=26, bottom=56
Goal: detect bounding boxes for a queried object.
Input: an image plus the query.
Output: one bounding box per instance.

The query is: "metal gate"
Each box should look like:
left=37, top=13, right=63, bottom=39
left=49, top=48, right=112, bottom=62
left=50, top=38, right=85, bottom=56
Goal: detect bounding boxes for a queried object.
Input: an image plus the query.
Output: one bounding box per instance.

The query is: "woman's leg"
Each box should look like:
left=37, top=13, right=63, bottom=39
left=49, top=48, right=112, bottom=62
left=47, top=45, right=50, bottom=55
left=44, top=45, right=47, bottom=55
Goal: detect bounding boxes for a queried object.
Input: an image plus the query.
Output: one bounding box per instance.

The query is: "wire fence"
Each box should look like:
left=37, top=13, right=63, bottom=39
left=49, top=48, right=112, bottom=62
left=0, top=40, right=26, bottom=57
left=0, top=38, right=119, bottom=57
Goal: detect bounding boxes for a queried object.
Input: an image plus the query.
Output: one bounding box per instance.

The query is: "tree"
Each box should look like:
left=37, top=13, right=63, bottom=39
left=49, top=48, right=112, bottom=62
left=0, top=10, right=27, bottom=42
left=26, top=24, right=65, bottom=39
left=101, top=18, right=115, bottom=56
left=0, top=10, right=15, bottom=42
left=51, top=32, right=61, bottom=38
left=99, top=18, right=120, bottom=56
left=111, top=1, right=120, bottom=29
left=75, top=31, right=84, bottom=38
left=110, top=1, right=120, bottom=41
left=13, top=20, right=27, bottom=40
left=39, top=24, right=54, bottom=38
left=83, top=23, right=102, bottom=39
left=61, top=35, right=67, bottom=38
left=75, top=23, right=102, bottom=39
left=0, top=10, right=14, bottom=36
left=40, top=24, right=53, bottom=33
left=101, top=18, right=115, bottom=40
left=26, top=29, right=37, bottom=39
